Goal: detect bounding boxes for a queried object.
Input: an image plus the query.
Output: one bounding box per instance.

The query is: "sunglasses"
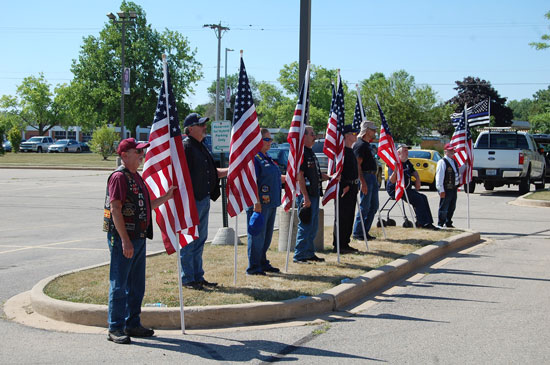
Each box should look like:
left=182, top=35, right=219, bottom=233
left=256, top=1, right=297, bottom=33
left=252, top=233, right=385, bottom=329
left=262, top=137, right=273, bottom=142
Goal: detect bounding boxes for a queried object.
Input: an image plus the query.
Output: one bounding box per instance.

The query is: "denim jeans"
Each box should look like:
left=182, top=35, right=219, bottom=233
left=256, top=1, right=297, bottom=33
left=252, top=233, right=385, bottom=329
left=180, top=196, right=210, bottom=285
left=246, top=205, right=277, bottom=274
left=438, top=188, right=457, bottom=226
left=294, top=195, right=319, bottom=261
left=403, top=189, right=433, bottom=226
left=353, top=172, right=380, bottom=238
left=107, top=232, right=146, bottom=331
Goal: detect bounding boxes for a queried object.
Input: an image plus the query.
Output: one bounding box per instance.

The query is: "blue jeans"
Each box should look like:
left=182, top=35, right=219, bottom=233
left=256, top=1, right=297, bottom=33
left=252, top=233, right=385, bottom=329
left=438, top=188, right=457, bottom=226
left=246, top=205, right=277, bottom=274
left=403, top=189, right=433, bottom=226
left=353, top=172, right=379, bottom=238
left=294, top=195, right=319, bottom=261
left=107, top=232, right=146, bottom=331
left=180, top=196, right=210, bottom=285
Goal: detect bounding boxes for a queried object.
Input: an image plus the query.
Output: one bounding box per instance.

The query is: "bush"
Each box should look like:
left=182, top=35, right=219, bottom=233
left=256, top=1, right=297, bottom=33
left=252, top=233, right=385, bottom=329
left=90, top=125, right=118, bottom=160
left=7, top=127, right=22, bottom=154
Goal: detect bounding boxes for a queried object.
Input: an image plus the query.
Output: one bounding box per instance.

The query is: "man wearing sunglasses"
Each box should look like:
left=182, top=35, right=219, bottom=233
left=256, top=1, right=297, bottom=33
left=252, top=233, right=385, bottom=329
left=181, top=113, right=228, bottom=290
left=104, top=138, right=176, bottom=344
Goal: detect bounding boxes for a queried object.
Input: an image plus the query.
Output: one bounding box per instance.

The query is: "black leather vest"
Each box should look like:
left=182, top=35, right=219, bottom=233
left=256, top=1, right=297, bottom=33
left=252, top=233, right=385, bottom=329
left=443, top=158, right=458, bottom=190
left=103, top=166, right=152, bottom=240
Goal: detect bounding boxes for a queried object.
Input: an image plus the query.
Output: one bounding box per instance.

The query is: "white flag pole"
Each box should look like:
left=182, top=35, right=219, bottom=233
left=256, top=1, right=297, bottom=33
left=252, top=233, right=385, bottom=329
left=355, top=84, right=369, bottom=250
left=285, top=198, right=297, bottom=273
left=336, top=182, right=341, bottom=263
left=234, top=215, right=238, bottom=285
left=161, top=55, right=186, bottom=334
left=402, top=186, right=417, bottom=228
left=464, top=102, right=470, bottom=229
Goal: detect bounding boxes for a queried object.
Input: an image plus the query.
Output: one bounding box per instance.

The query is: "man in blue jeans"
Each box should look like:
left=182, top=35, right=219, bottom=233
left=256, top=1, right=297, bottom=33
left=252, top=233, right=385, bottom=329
left=104, top=138, right=175, bottom=344
left=352, top=121, right=379, bottom=241
left=294, top=126, right=329, bottom=263
left=181, top=113, right=228, bottom=289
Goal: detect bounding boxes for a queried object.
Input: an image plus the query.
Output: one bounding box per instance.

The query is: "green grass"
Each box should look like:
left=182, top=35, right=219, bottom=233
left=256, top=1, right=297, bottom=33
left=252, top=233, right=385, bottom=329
left=526, top=190, right=550, bottom=200
left=0, top=151, right=117, bottom=169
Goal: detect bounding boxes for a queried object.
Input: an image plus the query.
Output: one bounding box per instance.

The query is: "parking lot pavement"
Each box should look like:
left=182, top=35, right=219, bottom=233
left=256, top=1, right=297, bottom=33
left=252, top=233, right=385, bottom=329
left=2, top=169, right=549, bottom=363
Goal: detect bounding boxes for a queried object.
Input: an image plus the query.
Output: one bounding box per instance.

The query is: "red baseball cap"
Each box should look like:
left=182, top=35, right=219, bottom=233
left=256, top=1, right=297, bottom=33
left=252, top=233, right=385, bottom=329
left=117, top=138, right=150, bottom=155
left=444, top=143, right=455, bottom=151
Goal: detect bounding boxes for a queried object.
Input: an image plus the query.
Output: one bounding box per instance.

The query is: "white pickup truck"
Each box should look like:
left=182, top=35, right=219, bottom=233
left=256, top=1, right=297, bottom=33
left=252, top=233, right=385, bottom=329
left=472, top=129, right=546, bottom=194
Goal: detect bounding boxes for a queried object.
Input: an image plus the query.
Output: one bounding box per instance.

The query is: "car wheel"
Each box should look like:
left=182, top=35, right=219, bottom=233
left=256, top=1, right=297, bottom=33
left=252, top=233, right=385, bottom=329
left=519, top=170, right=530, bottom=195
left=483, top=182, right=494, bottom=191
left=64, top=148, right=69, bottom=153
left=429, top=179, right=437, bottom=191
left=535, top=169, right=546, bottom=190
left=466, top=182, right=475, bottom=194
left=76, top=148, right=81, bottom=153
left=37, top=147, right=42, bottom=153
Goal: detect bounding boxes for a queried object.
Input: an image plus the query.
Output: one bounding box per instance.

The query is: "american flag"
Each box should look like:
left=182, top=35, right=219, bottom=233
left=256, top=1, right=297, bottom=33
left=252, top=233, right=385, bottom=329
left=452, top=99, right=490, bottom=128
left=143, top=59, right=198, bottom=255
left=322, top=75, right=345, bottom=206
left=352, top=90, right=364, bottom=131
left=449, top=114, right=473, bottom=184
left=376, top=97, right=405, bottom=201
left=226, top=55, right=263, bottom=217
left=282, top=63, right=310, bottom=211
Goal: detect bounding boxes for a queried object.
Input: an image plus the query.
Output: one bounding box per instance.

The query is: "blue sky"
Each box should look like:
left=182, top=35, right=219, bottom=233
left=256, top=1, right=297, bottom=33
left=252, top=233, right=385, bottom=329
left=1, top=0, right=549, bottom=110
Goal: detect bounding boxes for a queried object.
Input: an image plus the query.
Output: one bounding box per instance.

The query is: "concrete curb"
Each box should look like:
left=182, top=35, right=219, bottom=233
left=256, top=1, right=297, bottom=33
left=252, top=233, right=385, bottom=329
left=510, top=191, right=550, bottom=207
left=30, top=230, right=480, bottom=330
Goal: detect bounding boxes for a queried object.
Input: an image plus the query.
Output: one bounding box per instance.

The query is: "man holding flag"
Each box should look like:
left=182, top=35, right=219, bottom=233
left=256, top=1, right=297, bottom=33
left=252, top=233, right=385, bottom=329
left=180, top=113, right=228, bottom=290
left=103, top=138, right=175, bottom=344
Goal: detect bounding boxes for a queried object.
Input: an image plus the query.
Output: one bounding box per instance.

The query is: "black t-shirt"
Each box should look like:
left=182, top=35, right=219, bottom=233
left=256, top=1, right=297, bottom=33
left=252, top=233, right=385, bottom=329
left=183, top=136, right=219, bottom=201
left=353, top=138, right=377, bottom=172
left=340, top=147, right=358, bottom=189
left=300, top=147, right=322, bottom=197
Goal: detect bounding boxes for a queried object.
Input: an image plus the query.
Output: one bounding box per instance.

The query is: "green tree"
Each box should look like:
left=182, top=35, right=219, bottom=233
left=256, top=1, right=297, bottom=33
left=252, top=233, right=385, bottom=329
left=358, top=71, right=443, bottom=145
left=530, top=11, right=550, bottom=50
left=508, top=98, right=533, bottom=121
left=7, top=126, right=22, bottom=153
left=90, top=125, right=118, bottom=160
left=527, top=86, right=550, bottom=132
left=70, top=1, right=202, bottom=136
left=0, top=95, right=24, bottom=133
left=448, top=76, right=513, bottom=127
left=15, top=74, right=58, bottom=136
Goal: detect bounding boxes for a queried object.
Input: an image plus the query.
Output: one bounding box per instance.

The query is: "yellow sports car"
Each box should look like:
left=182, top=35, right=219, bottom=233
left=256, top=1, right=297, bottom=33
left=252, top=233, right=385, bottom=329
left=384, top=149, right=442, bottom=191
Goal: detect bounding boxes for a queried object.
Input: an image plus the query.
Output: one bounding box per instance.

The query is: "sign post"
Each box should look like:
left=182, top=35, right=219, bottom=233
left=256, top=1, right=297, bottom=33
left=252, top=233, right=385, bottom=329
left=212, top=120, right=231, bottom=228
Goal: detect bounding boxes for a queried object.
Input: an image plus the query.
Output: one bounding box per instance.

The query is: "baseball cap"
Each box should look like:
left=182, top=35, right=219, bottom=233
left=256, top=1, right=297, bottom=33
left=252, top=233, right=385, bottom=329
left=444, top=143, right=455, bottom=151
left=397, top=143, right=411, bottom=150
left=358, top=121, right=377, bottom=137
left=248, top=212, right=265, bottom=236
left=184, top=113, right=209, bottom=127
left=342, top=125, right=359, bottom=134
left=117, top=138, right=150, bottom=155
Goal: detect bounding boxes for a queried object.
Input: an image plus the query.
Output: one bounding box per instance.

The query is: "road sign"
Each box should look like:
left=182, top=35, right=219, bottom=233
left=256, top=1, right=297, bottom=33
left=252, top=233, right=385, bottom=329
left=211, top=120, right=231, bottom=153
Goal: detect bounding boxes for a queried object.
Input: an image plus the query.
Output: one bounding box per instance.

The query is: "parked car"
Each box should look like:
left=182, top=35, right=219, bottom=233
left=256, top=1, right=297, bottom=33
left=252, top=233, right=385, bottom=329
left=48, top=139, right=82, bottom=153
left=532, top=134, right=550, bottom=179
left=79, top=142, right=91, bottom=152
left=384, top=149, right=441, bottom=191
left=472, top=129, right=546, bottom=193
left=267, top=147, right=289, bottom=175
left=20, top=136, right=54, bottom=153
left=2, top=139, right=24, bottom=152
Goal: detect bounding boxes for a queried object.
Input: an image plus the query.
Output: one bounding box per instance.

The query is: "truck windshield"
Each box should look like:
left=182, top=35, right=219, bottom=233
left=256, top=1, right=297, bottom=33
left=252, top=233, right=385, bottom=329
left=476, top=133, right=529, bottom=149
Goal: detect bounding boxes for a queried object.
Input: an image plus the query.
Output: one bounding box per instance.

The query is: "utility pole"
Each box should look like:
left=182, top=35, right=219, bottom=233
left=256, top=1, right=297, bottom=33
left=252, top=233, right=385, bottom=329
left=107, top=11, right=137, bottom=140
left=299, top=0, right=311, bottom=90
left=203, top=22, right=230, bottom=121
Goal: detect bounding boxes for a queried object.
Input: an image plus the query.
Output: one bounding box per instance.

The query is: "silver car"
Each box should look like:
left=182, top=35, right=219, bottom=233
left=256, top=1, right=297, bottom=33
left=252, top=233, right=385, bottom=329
left=48, top=139, right=82, bottom=153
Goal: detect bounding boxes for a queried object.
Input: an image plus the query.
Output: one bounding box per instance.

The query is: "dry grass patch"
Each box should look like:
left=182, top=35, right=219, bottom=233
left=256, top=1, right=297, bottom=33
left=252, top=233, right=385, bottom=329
left=525, top=190, right=550, bottom=200
left=0, top=152, right=116, bottom=168
left=45, top=226, right=458, bottom=307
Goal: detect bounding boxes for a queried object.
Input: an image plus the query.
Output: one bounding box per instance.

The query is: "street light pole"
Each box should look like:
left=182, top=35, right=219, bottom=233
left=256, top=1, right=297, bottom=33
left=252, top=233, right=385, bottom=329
left=107, top=11, right=137, bottom=140
left=224, top=48, right=234, bottom=121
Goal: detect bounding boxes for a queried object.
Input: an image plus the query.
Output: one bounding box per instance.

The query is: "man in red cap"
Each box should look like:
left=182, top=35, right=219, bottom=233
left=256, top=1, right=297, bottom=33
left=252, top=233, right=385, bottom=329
left=435, top=143, right=464, bottom=228
left=103, top=138, right=175, bottom=344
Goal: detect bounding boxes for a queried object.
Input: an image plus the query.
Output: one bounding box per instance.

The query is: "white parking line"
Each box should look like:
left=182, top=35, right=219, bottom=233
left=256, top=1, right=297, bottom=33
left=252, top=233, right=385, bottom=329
left=0, top=239, right=107, bottom=255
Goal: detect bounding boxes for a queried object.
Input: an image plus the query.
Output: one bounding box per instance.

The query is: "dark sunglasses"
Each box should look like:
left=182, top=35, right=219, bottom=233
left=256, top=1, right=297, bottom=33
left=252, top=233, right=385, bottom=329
left=262, top=137, right=273, bottom=142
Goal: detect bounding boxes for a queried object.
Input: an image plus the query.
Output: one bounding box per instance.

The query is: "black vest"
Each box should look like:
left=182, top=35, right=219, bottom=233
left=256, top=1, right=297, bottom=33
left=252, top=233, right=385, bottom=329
left=103, top=166, right=152, bottom=240
left=443, top=158, right=459, bottom=190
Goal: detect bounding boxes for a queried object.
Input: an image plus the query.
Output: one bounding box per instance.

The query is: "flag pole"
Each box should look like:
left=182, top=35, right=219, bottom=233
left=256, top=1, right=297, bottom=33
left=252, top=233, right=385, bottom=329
left=464, top=102, right=470, bottom=229
left=335, top=71, right=342, bottom=264
left=162, top=54, right=186, bottom=334
left=234, top=215, right=238, bottom=285
left=402, top=186, right=417, bottom=228
left=285, top=198, right=297, bottom=273
left=355, top=84, right=369, bottom=251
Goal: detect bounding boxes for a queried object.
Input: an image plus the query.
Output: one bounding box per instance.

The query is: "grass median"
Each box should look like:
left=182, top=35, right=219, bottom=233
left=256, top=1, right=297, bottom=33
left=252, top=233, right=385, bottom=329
left=0, top=152, right=116, bottom=169
left=525, top=190, right=550, bottom=200
left=44, top=226, right=458, bottom=307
